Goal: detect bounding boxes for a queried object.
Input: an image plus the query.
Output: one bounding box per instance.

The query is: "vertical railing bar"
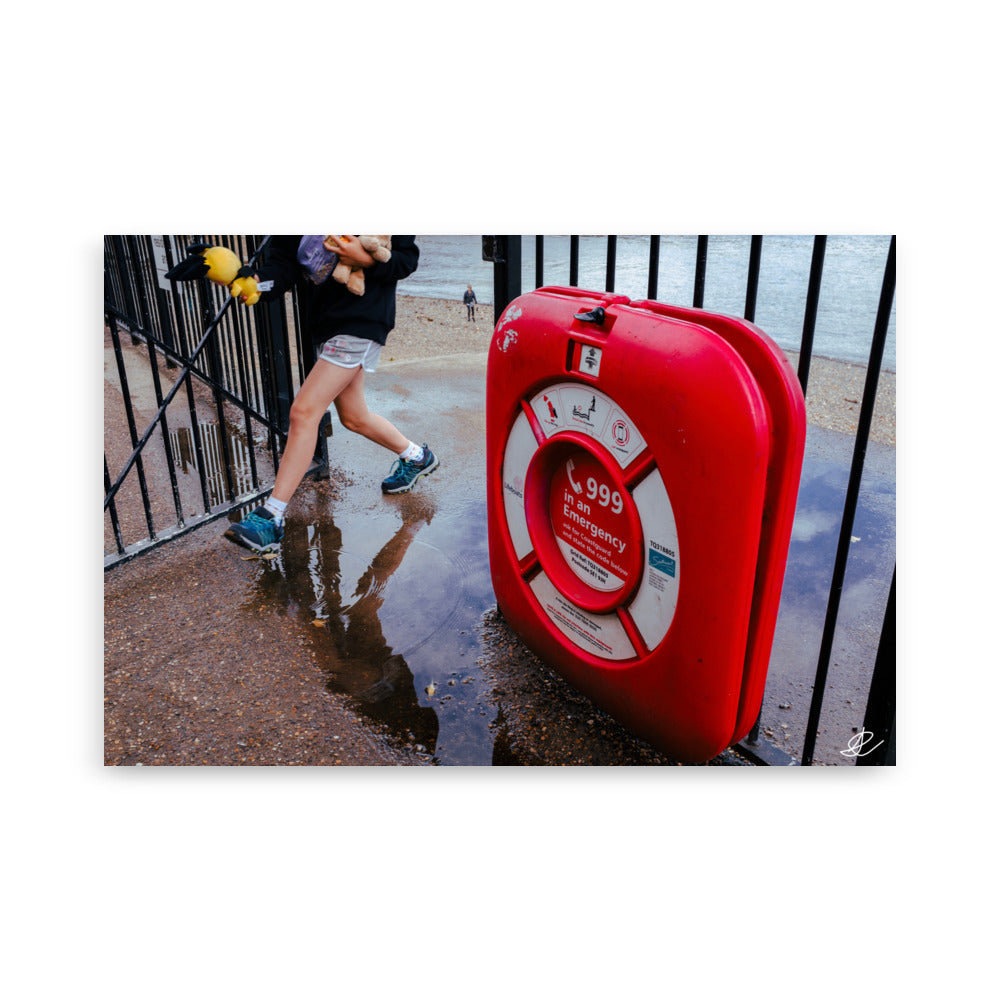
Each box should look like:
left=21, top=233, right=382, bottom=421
left=241, top=368, right=263, bottom=491
left=271, top=319, right=290, bottom=467
left=109, top=316, right=157, bottom=539
left=740, top=235, right=767, bottom=745
left=111, top=235, right=139, bottom=334
left=197, top=278, right=238, bottom=503
left=278, top=289, right=296, bottom=455
left=192, top=277, right=227, bottom=509
left=237, top=234, right=263, bottom=412
left=139, top=238, right=164, bottom=342
left=279, top=293, right=294, bottom=459
left=176, top=237, right=212, bottom=511
left=744, top=235, right=763, bottom=322
left=693, top=236, right=709, bottom=307
left=797, top=236, right=827, bottom=395
left=205, top=234, right=233, bottom=392
left=307, top=342, right=330, bottom=479
left=108, top=235, right=152, bottom=529
left=213, top=250, right=234, bottom=395
left=182, top=364, right=213, bottom=513
left=114, top=235, right=142, bottom=346
left=219, top=234, right=241, bottom=395
left=102, top=237, right=114, bottom=307
left=490, top=235, right=522, bottom=319
left=250, top=302, right=273, bottom=481
left=254, top=289, right=288, bottom=465
left=647, top=236, right=660, bottom=300
left=103, top=238, right=118, bottom=310
left=569, top=236, right=580, bottom=286
left=153, top=237, right=179, bottom=369
left=801, top=236, right=895, bottom=766
left=228, top=273, right=252, bottom=404
left=245, top=287, right=266, bottom=413
left=132, top=236, right=186, bottom=526
left=104, top=454, right=125, bottom=556
left=184, top=235, right=207, bottom=365
left=253, top=246, right=320, bottom=479
left=219, top=250, right=263, bottom=490
left=128, top=237, right=152, bottom=334
left=165, top=237, right=193, bottom=360
left=180, top=274, right=201, bottom=360
left=245, top=236, right=270, bottom=418
left=227, top=294, right=261, bottom=491
left=114, top=236, right=130, bottom=315
left=856, top=566, right=896, bottom=766
left=292, top=285, right=310, bottom=390
left=535, top=235, right=544, bottom=289
left=103, top=237, right=117, bottom=308
left=253, top=308, right=267, bottom=414
left=125, top=236, right=142, bottom=326
left=606, top=235, right=617, bottom=292
left=739, top=235, right=765, bottom=763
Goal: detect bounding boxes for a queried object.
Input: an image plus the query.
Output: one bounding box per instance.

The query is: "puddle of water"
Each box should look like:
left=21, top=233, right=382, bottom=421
left=762, top=425, right=896, bottom=762
left=230, top=423, right=895, bottom=767
left=242, top=495, right=517, bottom=764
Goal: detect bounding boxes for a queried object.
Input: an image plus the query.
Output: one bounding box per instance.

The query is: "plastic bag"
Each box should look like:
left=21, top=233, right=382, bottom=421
left=297, top=235, right=338, bottom=285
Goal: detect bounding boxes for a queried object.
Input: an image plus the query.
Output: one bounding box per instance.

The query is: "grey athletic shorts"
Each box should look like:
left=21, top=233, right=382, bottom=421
left=317, top=334, right=383, bottom=373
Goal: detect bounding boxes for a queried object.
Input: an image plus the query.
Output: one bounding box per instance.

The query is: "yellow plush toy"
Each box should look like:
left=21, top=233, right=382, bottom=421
left=324, top=235, right=392, bottom=296
left=165, top=243, right=260, bottom=305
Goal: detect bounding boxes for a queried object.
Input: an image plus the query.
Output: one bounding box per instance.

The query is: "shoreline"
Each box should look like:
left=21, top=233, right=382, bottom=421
left=391, top=294, right=896, bottom=448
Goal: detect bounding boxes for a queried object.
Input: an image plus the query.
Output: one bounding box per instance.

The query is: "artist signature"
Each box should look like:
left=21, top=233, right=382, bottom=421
left=840, top=729, right=884, bottom=758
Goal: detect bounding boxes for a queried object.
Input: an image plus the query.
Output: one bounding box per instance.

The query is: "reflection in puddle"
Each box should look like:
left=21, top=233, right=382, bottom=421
left=246, top=495, right=511, bottom=763
left=309, top=514, right=442, bottom=755
left=762, top=426, right=896, bottom=762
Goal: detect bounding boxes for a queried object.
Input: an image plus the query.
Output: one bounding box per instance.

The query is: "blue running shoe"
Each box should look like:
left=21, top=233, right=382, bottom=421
left=224, top=506, right=284, bottom=553
left=381, top=444, right=439, bottom=494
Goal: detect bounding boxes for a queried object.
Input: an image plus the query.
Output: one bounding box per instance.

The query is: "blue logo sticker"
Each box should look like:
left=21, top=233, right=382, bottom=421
left=649, top=549, right=676, bottom=577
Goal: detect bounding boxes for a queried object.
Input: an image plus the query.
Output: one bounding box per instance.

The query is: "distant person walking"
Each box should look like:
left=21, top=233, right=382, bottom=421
left=463, top=284, right=477, bottom=322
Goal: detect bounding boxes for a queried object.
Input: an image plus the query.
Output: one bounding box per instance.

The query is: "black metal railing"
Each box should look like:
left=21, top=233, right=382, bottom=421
left=103, top=235, right=324, bottom=569
left=484, top=234, right=896, bottom=767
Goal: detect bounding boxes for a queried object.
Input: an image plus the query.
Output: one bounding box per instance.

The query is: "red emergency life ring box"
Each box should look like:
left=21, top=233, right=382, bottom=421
left=486, top=287, right=806, bottom=763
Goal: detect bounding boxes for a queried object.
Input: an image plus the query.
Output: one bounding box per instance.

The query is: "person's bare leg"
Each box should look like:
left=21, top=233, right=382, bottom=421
left=270, top=361, right=364, bottom=503
left=333, top=369, right=410, bottom=453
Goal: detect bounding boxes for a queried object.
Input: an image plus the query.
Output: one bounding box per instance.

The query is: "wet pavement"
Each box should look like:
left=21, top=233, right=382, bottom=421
left=105, top=351, right=895, bottom=766
left=761, top=424, right=896, bottom=762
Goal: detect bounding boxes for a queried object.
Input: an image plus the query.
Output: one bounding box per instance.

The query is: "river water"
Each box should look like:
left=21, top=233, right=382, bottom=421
left=404, top=234, right=896, bottom=371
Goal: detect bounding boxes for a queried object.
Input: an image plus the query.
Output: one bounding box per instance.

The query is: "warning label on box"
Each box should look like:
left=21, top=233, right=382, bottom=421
left=529, top=384, right=647, bottom=469
left=550, top=449, right=636, bottom=594
left=530, top=574, right=636, bottom=661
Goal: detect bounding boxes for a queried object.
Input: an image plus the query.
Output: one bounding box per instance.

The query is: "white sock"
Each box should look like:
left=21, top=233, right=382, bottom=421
left=264, top=497, right=287, bottom=524
left=399, top=442, right=423, bottom=462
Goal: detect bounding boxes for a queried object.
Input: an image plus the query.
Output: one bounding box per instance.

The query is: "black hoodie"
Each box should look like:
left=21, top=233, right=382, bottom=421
left=256, top=235, right=419, bottom=347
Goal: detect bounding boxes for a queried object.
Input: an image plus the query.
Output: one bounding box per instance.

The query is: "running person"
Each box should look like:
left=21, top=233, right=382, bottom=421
left=224, top=235, right=438, bottom=554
